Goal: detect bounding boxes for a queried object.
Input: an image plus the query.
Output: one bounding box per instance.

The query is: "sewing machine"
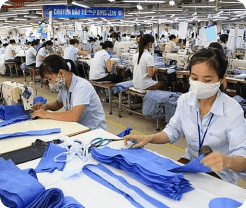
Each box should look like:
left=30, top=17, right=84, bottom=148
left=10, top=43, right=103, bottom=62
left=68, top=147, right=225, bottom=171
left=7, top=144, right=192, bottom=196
left=1, top=81, right=34, bottom=111
left=163, top=51, right=192, bottom=69
left=228, top=58, right=246, bottom=72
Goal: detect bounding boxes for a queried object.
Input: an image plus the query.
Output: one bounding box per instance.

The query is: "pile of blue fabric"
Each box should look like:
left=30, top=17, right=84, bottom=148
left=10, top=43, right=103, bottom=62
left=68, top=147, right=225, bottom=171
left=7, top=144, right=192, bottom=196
left=91, top=147, right=194, bottom=201
left=113, top=80, right=133, bottom=93
left=0, top=158, right=84, bottom=208
left=142, top=90, right=182, bottom=122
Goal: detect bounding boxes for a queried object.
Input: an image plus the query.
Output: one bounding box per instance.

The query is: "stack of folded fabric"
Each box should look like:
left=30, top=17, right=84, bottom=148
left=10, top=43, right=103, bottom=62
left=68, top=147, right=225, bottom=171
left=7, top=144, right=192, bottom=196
left=113, top=80, right=134, bottom=94
left=0, top=158, right=84, bottom=208
left=91, top=147, right=194, bottom=201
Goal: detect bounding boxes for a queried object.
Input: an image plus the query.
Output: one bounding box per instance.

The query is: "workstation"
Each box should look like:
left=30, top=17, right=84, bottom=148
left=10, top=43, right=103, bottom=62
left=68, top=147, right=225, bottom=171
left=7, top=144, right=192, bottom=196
left=1, top=0, right=246, bottom=207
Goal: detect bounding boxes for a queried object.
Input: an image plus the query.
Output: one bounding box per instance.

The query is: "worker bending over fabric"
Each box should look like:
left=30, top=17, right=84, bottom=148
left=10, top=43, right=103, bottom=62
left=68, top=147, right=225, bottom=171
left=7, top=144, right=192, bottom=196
left=36, top=40, right=53, bottom=68
left=32, top=55, right=106, bottom=130
left=132, top=34, right=167, bottom=90
left=124, top=48, right=246, bottom=184
left=26, top=39, right=39, bottom=67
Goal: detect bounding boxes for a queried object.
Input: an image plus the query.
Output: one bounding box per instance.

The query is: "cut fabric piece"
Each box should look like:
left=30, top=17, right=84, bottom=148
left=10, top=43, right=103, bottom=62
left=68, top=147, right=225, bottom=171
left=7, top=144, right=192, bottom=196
left=0, top=103, right=26, bottom=120
left=209, top=197, right=243, bottom=208
left=26, top=188, right=64, bottom=208
left=169, top=154, right=212, bottom=173
left=62, top=196, right=85, bottom=208
left=0, top=115, right=31, bottom=128
left=0, top=158, right=45, bottom=208
left=22, top=168, right=38, bottom=180
left=91, top=147, right=194, bottom=200
left=35, top=143, right=67, bottom=173
left=33, top=95, right=47, bottom=105
left=117, top=126, right=132, bottom=138
left=0, top=128, right=61, bottom=139
left=113, top=80, right=133, bottom=93
left=83, top=163, right=168, bottom=208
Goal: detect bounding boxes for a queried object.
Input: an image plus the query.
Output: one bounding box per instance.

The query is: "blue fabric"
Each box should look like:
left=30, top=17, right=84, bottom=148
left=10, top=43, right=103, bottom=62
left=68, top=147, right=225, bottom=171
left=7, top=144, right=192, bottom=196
left=26, top=188, right=64, bottom=208
left=233, top=95, right=246, bottom=111
left=0, top=158, right=45, bottom=208
left=83, top=163, right=168, bottom=208
left=117, top=126, right=132, bottom=138
left=169, top=154, right=212, bottom=173
left=0, top=103, right=25, bottom=120
left=234, top=69, right=246, bottom=75
left=113, top=80, right=133, bottom=93
left=35, top=143, right=66, bottom=173
left=22, top=168, right=38, bottom=180
left=62, top=196, right=85, bottom=208
left=0, top=128, right=61, bottom=139
left=91, top=147, right=194, bottom=201
left=209, top=197, right=242, bottom=208
left=33, top=96, right=47, bottom=105
left=0, top=115, right=31, bottom=128
left=142, top=90, right=182, bottom=121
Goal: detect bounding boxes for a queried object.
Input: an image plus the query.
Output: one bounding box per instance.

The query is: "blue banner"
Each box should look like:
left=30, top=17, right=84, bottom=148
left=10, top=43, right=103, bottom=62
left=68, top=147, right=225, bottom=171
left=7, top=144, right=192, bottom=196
left=43, top=6, right=124, bottom=19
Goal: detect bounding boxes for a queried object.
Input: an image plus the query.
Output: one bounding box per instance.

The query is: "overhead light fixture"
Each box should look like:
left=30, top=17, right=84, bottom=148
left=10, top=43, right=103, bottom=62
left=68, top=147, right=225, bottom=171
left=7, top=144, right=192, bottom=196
left=15, top=18, right=27, bottom=21
left=2, top=1, right=14, bottom=6
left=209, top=0, right=215, bottom=2
left=25, top=1, right=66, bottom=6
left=169, top=0, right=175, bottom=6
left=192, top=12, right=197, bottom=16
left=71, top=1, right=89, bottom=8
left=220, top=1, right=243, bottom=3
left=108, top=0, right=115, bottom=2
left=153, top=9, right=183, bottom=11
left=137, top=4, right=143, bottom=10
left=24, top=15, right=38, bottom=18
left=170, top=14, right=175, bottom=17
left=182, top=5, right=216, bottom=8
left=128, top=11, right=155, bottom=14
left=123, top=0, right=165, bottom=3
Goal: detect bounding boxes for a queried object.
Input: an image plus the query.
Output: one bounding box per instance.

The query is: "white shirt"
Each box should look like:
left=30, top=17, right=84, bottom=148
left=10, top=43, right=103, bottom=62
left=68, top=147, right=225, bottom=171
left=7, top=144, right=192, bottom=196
left=165, top=41, right=176, bottom=53
left=36, top=47, right=48, bottom=67
left=64, top=45, right=79, bottom=63
left=57, top=74, right=107, bottom=130
left=164, top=90, right=246, bottom=184
left=0, top=47, right=6, bottom=55
left=4, top=44, right=16, bottom=60
left=132, top=49, right=158, bottom=90
left=26, top=46, right=37, bottom=66
left=89, top=49, right=110, bottom=80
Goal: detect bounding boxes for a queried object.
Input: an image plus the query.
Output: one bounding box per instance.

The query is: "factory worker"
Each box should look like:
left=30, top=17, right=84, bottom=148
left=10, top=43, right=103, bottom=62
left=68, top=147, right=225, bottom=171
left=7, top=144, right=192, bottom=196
left=124, top=47, right=246, bottom=185
left=64, top=38, right=87, bottom=63
left=164, top=34, right=177, bottom=53
left=89, top=41, right=121, bottom=83
left=5, top=39, right=17, bottom=61
left=0, top=43, right=8, bottom=55
left=32, top=55, right=106, bottom=130
left=132, top=34, right=167, bottom=90
left=36, top=40, right=53, bottom=68
left=26, top=39, right=39, bottom=67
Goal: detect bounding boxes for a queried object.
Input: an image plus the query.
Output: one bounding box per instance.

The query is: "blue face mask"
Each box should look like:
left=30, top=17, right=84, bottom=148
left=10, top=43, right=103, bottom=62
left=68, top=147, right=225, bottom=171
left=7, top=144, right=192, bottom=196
left=107, top=50, right=112, bottom=56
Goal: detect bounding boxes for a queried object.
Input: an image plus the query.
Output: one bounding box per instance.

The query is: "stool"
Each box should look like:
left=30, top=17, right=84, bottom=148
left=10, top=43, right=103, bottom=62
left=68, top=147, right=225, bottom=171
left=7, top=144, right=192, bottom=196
left=89, top=81, right=115, bottom=114
left=4, top=61, right=18, bottom=78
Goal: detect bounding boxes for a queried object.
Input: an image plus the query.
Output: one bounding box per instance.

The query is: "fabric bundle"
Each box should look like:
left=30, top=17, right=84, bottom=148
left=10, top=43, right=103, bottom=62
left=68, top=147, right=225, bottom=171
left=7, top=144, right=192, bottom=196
left=0, top=158, right=84, bottom=208
left=113, top=80, right=134, bottom=93
left=0, top=115, right=31, bottom=128
left=91, top=147, right=194, bottom=200
left=0, top=103, right=26, bottom=120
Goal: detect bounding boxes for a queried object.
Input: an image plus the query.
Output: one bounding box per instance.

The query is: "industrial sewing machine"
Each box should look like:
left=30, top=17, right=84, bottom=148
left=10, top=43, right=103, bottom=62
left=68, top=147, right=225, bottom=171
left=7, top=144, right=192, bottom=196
left=1, top=81, right=34, bottom=111
left=228, top=58, right=246, bottom=72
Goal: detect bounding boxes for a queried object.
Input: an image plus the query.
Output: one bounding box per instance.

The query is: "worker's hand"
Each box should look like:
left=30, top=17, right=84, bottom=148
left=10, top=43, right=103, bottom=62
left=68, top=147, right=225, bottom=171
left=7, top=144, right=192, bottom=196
left=200, top=152, right=230, bottom=172
left=32, top=109, right=49, bottom=119
left=32, top=102, right=46, bottom=111
left=123, top=134, right=152, bottom=148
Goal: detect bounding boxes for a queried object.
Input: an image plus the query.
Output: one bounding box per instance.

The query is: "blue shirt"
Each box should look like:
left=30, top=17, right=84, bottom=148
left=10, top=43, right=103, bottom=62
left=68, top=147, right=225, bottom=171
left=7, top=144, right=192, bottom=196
left=164, top=90, right=246, bottom=184
left=63, top=45, right=79, bottom=63
left=57, top=74, right=107, bottom=130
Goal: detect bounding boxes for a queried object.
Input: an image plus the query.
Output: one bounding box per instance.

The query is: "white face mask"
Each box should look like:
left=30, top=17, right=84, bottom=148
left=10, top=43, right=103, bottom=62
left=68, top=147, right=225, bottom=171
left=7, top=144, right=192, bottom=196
left=189, top=77, right=221, bottom=99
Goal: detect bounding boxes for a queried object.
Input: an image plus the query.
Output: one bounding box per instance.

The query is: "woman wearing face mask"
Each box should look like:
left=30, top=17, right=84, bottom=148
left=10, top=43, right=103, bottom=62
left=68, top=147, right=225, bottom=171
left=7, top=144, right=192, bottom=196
left=32, top=55, right=107, bottom=130
left=26, top=39, right=39, bottom=67
left=89, top=40, right=121, bottom=83
left=132, top=34, right=167, bottom=90
left=124, top=48, right=246, bottom=185
left=36, top=40, right=53, bottom=68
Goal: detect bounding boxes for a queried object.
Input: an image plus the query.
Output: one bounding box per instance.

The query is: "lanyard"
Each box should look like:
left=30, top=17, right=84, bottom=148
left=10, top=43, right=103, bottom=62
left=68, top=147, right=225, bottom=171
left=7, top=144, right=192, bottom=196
left=66, top=92, right=72, bottom=110
left=197, top=111, right=214, bottom=150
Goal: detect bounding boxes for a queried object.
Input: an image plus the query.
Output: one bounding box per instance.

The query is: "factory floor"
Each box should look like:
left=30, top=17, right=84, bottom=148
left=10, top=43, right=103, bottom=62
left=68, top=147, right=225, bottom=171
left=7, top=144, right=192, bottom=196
left=0, top=73, right=246, bottom=189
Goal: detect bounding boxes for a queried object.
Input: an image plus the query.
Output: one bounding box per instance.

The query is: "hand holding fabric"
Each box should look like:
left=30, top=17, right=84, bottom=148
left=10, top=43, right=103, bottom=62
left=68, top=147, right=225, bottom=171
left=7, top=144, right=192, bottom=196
left=32, top=102, right=46, bottom=111
left=32, top=109, right=49, bottom=119
left=200, top=152, right=229, bottom=172
left=124, top=134, right=152, bottom=148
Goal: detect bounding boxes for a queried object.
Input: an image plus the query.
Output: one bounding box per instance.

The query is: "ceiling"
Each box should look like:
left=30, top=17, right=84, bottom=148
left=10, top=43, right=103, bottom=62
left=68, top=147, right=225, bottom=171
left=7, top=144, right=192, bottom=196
left=0, top=0, right=245, bottom=30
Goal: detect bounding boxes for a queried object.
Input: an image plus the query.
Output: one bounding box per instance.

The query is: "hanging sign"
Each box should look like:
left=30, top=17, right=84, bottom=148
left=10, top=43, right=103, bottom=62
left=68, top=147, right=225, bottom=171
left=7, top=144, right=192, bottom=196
left=43, top=6, right=124, bottom=19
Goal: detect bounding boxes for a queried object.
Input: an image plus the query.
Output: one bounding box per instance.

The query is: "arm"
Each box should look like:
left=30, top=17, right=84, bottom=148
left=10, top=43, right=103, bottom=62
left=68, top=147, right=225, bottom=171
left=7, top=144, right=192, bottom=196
left=105, top=59, right=116, bottom=73
left=12, top=50, right=17, bottom=56
left=44, top=100, right=63, bottom=111
left=78, top=50, right=88, bottom=56
left=124, top=131, right=170, bottom=148
left=32, top=104, right=85, bottom=122
left=39, top=55, right=45, bottom=62
left=147, top=66, right=157, bottom=78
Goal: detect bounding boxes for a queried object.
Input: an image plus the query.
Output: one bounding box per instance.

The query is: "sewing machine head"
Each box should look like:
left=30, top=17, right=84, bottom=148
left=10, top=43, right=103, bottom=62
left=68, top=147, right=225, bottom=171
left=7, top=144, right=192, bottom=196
left=1, top=81, right=34, bottom=111
left=228, top=58, right=246, bottom=72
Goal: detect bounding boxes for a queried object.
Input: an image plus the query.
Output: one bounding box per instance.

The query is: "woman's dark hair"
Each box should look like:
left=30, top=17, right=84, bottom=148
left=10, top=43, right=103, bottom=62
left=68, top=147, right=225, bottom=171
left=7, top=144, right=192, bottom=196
left=219, top=34, right=228, bottom=44
left=31, top=39, right=39, bottom=46
left=10, top=39, right=16, bottom=44
left=179, top=39, right=186, bottom=45
left=101, top=41, right=114, bottom=50
left=70, top=39, right=79, bottom=45
left=187, top=47, right=228, bottom=79
left=3, top=43, right=8, bottom=47
left=42, top=40, right=53, bottom=47
left=39, top=55, right=78, bottom=78
left=169, top=34, right=176, bottom=40
left=137, top=34, right=154, bottom=64
left=112, top=32, right=120, bottom=41
left=208, top=42, right=224, bottom=54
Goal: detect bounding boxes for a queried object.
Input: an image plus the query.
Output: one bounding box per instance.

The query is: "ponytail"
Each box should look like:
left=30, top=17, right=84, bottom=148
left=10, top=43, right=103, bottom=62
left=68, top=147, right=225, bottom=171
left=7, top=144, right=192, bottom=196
left=137, top=34, right=154, bottom=64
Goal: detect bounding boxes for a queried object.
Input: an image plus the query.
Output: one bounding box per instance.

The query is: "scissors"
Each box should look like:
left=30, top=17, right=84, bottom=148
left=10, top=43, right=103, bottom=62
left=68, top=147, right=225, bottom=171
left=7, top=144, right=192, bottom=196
left=89, top=137, right=124, bottom=150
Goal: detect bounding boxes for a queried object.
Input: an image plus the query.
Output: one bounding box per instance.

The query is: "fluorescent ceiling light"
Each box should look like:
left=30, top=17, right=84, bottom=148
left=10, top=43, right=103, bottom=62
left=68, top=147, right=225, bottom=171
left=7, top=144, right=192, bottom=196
left=15, top=18, right=27, bottom=21
left=123, top=0, right=165, bottom=2
left=9, top=8, right=42, bottom=12
left=24, top=15, right=38, bottom=18
left=182, top=5, right=216, bottom=8
left=5, top=20, right=16, bottom=23
left=153, top=9, right=183, bottom=11
left=2, top=2, right=13, bottom=6
left=220, top=1, right=243, bottom=3
left=137, top=4, right=143, bottom=10
left=25, top=1, right=66, bottom=6
left=72, top=1, right=89, bottom=8
left=128, top=11, right=155, bottom=14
